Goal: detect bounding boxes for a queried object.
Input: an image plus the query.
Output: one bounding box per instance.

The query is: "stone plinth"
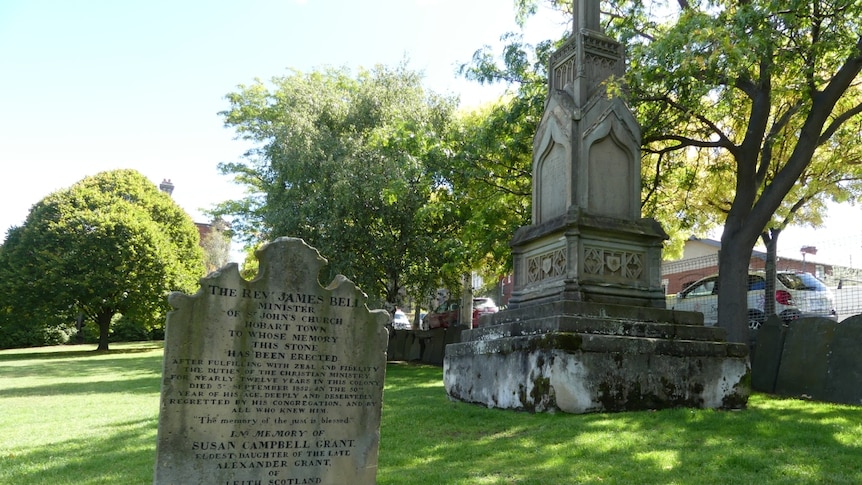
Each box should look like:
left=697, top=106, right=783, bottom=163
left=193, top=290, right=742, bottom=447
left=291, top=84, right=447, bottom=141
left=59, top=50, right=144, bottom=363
left=444, top=301, right=750, bottom=413
left=510, top=208, right=668, bottom=309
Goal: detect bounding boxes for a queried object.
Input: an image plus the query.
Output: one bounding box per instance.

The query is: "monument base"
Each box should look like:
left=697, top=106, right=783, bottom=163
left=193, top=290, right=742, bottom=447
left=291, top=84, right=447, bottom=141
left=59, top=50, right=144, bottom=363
left=509, top=208, right=669, bottom=310
left=443, top=301, right=750, bottom=414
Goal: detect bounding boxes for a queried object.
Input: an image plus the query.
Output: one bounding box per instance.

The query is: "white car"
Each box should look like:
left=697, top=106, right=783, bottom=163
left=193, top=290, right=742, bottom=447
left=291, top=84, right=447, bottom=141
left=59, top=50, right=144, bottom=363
left=668, top=271, right=837, bottom=329
left=391, top=309, right=411, bottom=330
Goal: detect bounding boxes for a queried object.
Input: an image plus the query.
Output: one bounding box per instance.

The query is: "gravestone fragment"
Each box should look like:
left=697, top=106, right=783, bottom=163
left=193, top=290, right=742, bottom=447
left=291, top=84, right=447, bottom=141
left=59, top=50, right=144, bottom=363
left=822, top=315, right=862, bottom=405
left=751, top=315, right=786, bottom=393
left=774, top=317, right=836, bottom=399
left=154, top=237, right=388, bottom=485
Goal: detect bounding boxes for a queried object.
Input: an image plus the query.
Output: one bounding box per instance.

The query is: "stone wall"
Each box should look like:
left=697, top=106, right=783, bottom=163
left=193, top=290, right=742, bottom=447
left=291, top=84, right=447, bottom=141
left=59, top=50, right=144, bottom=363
left=386, top=327, right=460, bottom=366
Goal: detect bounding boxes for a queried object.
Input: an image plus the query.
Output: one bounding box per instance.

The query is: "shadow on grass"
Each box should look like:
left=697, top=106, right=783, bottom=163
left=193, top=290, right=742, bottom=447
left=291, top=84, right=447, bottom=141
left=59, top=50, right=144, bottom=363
left=1, top=345, right=164, bottom=381
left=0, top=341, right=164, bottom=362
left=0, top=375, right=163, bottom=398
left=1, top=343, right=165, bottom=399
left=379, top=363, right=862, bottom=484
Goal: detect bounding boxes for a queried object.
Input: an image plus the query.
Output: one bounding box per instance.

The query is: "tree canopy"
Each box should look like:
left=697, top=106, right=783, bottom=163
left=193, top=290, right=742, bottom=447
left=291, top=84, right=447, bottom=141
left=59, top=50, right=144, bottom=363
left=216, top=65, right=464, bottom=309
left=0, top=169, right=205, bottom=350
left=615, top=0, right=862, bottom=341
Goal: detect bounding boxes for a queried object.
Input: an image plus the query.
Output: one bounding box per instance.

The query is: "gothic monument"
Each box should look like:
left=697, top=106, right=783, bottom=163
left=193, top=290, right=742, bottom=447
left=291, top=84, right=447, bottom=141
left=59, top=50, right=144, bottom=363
left=443, top=1, right=750, bottom=413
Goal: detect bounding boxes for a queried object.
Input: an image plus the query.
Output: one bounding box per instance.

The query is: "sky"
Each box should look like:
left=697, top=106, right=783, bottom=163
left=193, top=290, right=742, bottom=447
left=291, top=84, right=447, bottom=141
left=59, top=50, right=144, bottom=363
left=1, top=0, right=860, bottom=268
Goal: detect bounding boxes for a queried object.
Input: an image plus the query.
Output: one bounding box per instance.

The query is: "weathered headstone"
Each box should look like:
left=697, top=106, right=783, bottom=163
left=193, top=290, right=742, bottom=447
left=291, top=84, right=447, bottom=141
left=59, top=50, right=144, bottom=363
left=823, top=315, right=862, bottom=405
left=775, top=317, right=837, bottom=399
left=750, top=315, right=786, bottom=393
left=774, top=317, right=836, bottom=399
left=154, top=237, right=388, bottom=485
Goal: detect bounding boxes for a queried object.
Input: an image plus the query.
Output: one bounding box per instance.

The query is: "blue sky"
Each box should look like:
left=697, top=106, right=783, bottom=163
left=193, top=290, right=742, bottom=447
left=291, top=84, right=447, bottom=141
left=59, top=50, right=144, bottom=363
left=1, top=0, right=859, bottom=267
left=0, top=0, right=563, bottom=247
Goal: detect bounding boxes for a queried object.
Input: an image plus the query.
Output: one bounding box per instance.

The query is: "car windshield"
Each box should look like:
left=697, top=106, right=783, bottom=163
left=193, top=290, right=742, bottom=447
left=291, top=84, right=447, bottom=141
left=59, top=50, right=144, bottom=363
left=777, top=272, right=828, bottom=291
left=473, top=298, right=495, bottom=308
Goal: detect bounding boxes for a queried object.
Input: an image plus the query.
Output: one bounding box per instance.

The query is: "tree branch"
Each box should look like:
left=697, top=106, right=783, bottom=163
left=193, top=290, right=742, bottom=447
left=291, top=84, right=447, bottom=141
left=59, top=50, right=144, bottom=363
left=819, top=102, right=862, bottom=144
left=640, top=94, right=737, bottom=153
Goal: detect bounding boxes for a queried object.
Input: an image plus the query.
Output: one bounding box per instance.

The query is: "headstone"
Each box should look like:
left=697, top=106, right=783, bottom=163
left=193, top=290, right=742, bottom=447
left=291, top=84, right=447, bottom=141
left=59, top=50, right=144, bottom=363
left=154, top=237, right=388, bottom=485
left=823, top=315, right=862, bottom=404
left=774, top=317, right=836, bottom=399
left=750, top=315, right=786, bottom=393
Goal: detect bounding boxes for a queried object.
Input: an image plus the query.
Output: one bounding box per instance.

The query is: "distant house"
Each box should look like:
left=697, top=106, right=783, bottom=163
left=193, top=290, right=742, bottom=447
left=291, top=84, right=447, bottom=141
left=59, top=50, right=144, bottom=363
left=157, top=178, right=230, bottom=271
left=195, top=222, right=214, bottom=242
left=661, top=237, right=833, bottom=294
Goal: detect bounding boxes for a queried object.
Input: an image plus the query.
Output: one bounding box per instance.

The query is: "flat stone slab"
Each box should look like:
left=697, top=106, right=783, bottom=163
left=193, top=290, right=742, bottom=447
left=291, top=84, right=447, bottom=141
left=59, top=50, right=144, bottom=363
left=467, top=314, right=728, bottom=343
left=825, top=316, right=862, bottom=405
left=483, top=299, right=703, bottom=326
left=774, top=318, right=836, bottom=399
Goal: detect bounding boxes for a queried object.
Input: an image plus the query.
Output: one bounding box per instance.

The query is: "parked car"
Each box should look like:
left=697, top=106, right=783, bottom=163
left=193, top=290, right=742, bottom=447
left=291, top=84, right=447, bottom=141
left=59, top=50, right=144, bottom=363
left=391, top=309, right=411, bottom=330
left=421, top=297, right=500, bottom=330
left=668, top=271, right=837, bottom=329
left=472, top=297, right=500, bottom=326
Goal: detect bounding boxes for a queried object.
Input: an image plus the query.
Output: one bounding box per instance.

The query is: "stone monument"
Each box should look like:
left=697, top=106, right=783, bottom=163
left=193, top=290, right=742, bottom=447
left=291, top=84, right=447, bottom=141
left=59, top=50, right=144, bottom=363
left=154, top=237, right=388, bottom=485
left=444, top=1, right=750, bottom=413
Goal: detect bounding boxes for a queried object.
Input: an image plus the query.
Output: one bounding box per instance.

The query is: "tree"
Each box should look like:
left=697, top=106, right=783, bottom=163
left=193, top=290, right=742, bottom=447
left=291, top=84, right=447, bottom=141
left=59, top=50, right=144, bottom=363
left=0, top=169, right=205, bottom=350
left=216, top=64, right=462, bottom=310
left=612, top=0, right=862, bottom=342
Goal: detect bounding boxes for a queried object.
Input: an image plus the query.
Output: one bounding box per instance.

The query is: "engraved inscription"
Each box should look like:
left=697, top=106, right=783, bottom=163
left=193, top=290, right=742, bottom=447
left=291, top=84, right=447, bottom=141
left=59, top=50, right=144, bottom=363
left=154, top=238, right=386, bottom=485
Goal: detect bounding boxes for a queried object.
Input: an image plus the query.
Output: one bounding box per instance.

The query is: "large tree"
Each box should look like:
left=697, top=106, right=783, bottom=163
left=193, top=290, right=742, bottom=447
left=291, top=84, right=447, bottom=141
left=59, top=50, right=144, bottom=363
left=0, top=169, right=205, bottom=350
left=614, top=0, right=862, bottom=342
left=216, top=64, right=462, bottom=309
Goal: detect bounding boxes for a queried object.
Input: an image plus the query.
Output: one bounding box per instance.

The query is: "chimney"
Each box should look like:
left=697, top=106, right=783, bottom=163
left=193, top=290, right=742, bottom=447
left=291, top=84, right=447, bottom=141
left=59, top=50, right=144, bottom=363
left=159, top=179, right=175, bottom=196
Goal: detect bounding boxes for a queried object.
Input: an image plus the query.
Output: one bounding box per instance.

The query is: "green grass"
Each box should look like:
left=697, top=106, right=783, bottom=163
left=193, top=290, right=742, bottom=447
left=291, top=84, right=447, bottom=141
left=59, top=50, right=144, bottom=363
left=1, top=344, right=861, bottom=484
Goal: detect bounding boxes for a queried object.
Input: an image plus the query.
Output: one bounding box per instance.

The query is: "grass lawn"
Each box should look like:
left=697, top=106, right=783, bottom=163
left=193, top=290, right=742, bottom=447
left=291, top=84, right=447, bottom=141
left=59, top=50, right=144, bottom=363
left=1, top=343, right=861, bottom=484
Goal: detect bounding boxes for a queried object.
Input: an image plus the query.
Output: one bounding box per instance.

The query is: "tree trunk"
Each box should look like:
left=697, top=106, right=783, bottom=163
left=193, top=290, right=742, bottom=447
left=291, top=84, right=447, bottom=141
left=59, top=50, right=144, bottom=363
left=460, top=273, right=473, bottom=328
left=763, top=229, right=780, bottom=318
left=96, top=310, right=113, bottom=351
left=717, top=219, right=758, bottom=344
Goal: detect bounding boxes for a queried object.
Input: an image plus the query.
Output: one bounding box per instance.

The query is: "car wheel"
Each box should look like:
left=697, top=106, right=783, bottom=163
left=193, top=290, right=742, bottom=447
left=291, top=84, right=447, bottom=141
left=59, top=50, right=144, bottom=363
left=747, top=310, right=766, bottom=330
left=779, top=309, right=801, bottom=324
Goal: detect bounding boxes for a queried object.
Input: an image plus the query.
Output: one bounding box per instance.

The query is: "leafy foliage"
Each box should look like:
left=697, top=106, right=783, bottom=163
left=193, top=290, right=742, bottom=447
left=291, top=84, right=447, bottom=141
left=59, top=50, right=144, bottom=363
left=216, top=65, right=462, bottom=308
left=0, top=169, right=205, bottom=350
left=613, top=0, right=862, bottom=341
